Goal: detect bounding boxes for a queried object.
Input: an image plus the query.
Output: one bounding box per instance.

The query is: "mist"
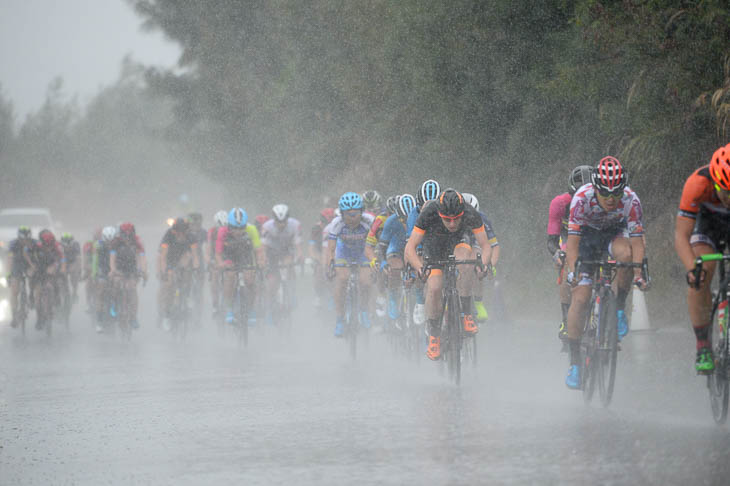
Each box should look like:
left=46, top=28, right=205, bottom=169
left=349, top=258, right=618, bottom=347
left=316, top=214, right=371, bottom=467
left=1, top=1, right=730, bottom=484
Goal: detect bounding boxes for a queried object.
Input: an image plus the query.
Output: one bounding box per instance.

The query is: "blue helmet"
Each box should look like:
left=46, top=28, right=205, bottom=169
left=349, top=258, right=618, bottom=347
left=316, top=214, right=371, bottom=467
left=338, top=192, right=363, bottom=211
left=416, top=179, right=440, bottom=208
left=396, top=194, right=416, bottom=219
left=228, top=207, right=248, bottom=228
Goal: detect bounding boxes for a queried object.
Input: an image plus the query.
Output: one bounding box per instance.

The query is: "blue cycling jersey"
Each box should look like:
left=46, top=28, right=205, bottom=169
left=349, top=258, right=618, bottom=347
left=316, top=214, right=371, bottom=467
left=379, top=214, right=407, bottom=256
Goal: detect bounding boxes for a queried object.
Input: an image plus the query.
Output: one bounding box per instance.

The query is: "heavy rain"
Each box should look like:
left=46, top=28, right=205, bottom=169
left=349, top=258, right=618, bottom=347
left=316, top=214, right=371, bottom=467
left=1, top=1, right=730, bottom=484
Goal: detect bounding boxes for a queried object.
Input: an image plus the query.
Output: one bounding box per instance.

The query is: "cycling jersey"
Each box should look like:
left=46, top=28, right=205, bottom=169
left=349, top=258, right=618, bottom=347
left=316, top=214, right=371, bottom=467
left=413, top=203, right=485, bottom=265
left=160, top=228, right=197, bottom=268
left=678, top=165, right=730, bottom=250
left=309, top=222, right=326, bottom=253
left=61, top=240, right=81, bottom=264
left=215, top=224, right=261, bottom=268
left=110, top=235, right=144, bottom=275
left=8, top=238, right=34, bottom=275
left=378, top=214, right=407, bottom=257
left=328, top=213, right=375, bottom=263
left=477, top=212, right=498, bottom=247
left=95, top=241, right=112, bottom=277
left=547, top=192, right=572, bottom=242
left=32, top=241, right=64, bottom=270
left=207, top=227, right=223, bottom=262
left=568, top=183, right=644, bottom=237
left=261, top=218, right=302, bottom=255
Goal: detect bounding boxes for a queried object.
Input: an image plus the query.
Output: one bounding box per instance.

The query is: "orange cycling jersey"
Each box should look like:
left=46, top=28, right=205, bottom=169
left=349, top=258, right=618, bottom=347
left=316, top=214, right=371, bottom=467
left=678, top=165, right=730, bottom=219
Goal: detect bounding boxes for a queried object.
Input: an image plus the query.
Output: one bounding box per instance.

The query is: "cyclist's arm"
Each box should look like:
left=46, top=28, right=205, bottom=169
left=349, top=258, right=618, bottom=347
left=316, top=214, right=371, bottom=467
left=404, top=229, right=424, bottom=270
left=473, top=228, right=491, bottom=267
left=490, top=244, right=500, bottom=267
left=675, top=215, right=696, bottom=271
left=159, top=245, right=168, bottom=275
left=566, top=234, right=580, bottom=274
left=547, top=235, right=561, bottom=255
left=364, top=243, right=376, bottom=263
left=327, top=237, right=336, bottom=263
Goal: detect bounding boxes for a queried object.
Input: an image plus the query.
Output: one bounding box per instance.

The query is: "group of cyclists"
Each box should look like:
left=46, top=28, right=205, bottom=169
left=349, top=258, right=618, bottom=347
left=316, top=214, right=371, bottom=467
left=4, top=141, right=730, bottom=390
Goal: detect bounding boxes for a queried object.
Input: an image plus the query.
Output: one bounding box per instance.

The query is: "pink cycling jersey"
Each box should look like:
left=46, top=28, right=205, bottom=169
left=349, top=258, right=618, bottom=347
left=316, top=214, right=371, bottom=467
left=547, top=192, right=572, bottom=237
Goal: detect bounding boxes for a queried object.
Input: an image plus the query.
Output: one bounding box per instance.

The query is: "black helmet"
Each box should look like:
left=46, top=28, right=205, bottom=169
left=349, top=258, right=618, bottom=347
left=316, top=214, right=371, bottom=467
left=569, top=165, right=593, bottom=193
left=437, top=188, right=465, bottom=217
left=172, top=217, right=189, bottom=232
left=385, top=195, right=399, bottom=215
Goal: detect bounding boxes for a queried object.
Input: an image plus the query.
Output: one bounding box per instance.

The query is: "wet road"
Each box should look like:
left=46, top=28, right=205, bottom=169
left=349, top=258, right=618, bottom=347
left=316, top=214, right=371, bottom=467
left=2, top=282, right=729, bottom=485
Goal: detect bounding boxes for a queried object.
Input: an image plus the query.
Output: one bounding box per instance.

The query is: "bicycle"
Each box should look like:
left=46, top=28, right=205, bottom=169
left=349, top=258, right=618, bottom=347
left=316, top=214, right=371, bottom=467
left=168, top=267, right=192, bottom=341
left=226, top=265, right=259, bottom=347
left=577, top=258, right=649, bottom=407
left=691, top=253, right=730, bottom=424
left=269, top=262, right=297, bottom=334
left=421, top=253, right=484, bottom=385
left=115, top=271, right=145, bottom=342
left=33, top=273, right=55, bottom=337
left=332, top=261, right=371, bottom=360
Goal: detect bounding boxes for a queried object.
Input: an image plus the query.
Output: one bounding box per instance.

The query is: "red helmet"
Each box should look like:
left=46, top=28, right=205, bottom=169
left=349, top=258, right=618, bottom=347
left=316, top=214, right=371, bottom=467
left=591, top=156, right=627, bottom=194
left=320, top=208, right=335, bottom=224
left=119, top=222, right=135, bottom=236
left=39, top=229, right=55, bottom=245
left=255, top=214, right=269, bottom=226
left=710, top=143, right=730, bottom=190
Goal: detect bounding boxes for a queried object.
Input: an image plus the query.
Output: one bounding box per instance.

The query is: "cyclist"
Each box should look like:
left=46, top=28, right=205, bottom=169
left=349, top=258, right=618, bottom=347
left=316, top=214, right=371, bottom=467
left=328, top=192, right=375, bottom=337
left=7, top=226, right=35, bottom=328
left=109, top=223, right=147, bottom=329
left=366, top=194, right=416, bottom=322
left=675, top=143, right=730, bottom=373
left=546, top=165, right=593, bottom=342
left=60, top=233, right=81, bottom=303
left=462, top=192, right=499, bottom=322
left=158, top=218, right=200, bottom=330
left=362, top=190, right=384, bottom=218
left=261, top=204, right=303, bottom=323
left=564, top=156, right=648, bottom=389
left=30, top=229, right=64, bottom=330
left=309, top=208, right=335, bottom=309
left=208, top=210, right=228, bottom=316
left=406, top=179, right=441, bottom=326
left=366, top=195, right=399, bottom=319
left=93, top=226, right=117, bottom=332
left=216, top=208, right=265, bottom=324
left=404, top=189, right=491, bottom=360
left=254, top=214, right=270, bottom=233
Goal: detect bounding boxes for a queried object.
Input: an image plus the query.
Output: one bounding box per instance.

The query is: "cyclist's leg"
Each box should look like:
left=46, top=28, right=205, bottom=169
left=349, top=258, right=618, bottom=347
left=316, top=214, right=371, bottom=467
left=609, top=234, right=634, bottom=338
left=9, top=274, right=20, bottom=327
left=243, top=268, right=256, bottom=311
left=222, top=267, right=236, bottom=322
left=687, top=231, right=718, bottom=371
left=126, top=275, right=139, bottom=327
left=333, top=263, right=349, bottom=336
left=358, top=263, right=372, bottom=326
left=454, top=240, right=477, bottom=333
left=386, top=253, right=403, bottom=320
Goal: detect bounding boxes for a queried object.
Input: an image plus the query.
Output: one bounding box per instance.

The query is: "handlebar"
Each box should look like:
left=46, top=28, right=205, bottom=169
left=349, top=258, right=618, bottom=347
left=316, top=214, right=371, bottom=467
left=576, top=257, right=650, bottom=287
left=420, top=253, right=484, bottom=281
left=689, top=253, right=730, bottom=289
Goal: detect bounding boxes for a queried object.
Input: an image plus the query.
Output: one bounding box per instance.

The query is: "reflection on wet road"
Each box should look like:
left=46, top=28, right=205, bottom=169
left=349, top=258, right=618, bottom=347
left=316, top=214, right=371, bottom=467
left=2, top=284, right=729, bottom=485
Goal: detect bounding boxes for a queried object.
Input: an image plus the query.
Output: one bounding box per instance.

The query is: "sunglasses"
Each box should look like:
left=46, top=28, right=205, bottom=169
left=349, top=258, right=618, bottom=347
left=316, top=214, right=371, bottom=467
left=343, top=210, right=361, bottom=218
left=596, top=188, right=623, bottom=199
left=715, top=183, right=730, bottom=195
left=438, top=211, right=464, bottom=222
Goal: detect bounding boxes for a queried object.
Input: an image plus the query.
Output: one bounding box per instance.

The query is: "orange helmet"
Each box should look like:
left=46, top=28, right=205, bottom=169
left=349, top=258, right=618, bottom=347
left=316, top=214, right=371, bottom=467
left=710, top=143, right=730, bottom=190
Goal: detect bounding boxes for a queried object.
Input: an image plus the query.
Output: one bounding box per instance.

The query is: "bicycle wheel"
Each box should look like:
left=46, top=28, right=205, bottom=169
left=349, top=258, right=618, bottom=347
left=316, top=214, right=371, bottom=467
left=347, top=281, right=358, bottom=360
left=597, top=291, right=618, bottom=407
left=582, top=296, right=599, bottom=404
left=708, top=301, right=729, bottom=424
left=446, top=293, right=461, bottom=385
left=237, top=284, right=249, bottom=348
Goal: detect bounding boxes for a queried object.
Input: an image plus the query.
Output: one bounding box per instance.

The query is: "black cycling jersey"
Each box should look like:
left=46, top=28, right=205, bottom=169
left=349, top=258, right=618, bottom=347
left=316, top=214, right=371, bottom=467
left=161, top=229, right=195, bottom=268
left=8, top=238, right=34, bottom=275
left=61, top=240, right=81, bottom=264
left=413, top=200, right=485, bottom=237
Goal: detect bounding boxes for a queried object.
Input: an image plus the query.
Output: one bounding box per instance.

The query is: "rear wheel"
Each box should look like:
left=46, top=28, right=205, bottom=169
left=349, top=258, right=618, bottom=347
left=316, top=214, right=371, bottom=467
left=597, top=291, right=618, bottom=407
left=708, top=303, right=729, bottom=424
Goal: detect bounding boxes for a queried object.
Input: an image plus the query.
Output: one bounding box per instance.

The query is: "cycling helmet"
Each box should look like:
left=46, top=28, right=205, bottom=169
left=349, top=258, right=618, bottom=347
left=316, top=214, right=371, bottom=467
left=396, top=194, right=416, bottom=219
left=710, top=143, right=730, bottom=191
left=18, top=226, right=31, bottom=239
left=39, top=229, right=55, bottom=245
left=119, top=222, right=135, bottom=236
left=462, top=192, right=479, bottom=212
left=255, top=214, right=269, bottom=227
left=272, top=204, right=289, bottom=222
left=339, top=192, right=363, bottom=211
left=362, top=190, right=382, bottom=211
left=437, top=188, right=465, bottom=217
left=101, top=226, right=117, bottom=242
left=416, top=179, right=440, bottom=208
left=386, top=195, right=399, bottom=215
left=569, top=165, right=593, bottom=193
left=228, top=207, right=247, bottom=228
left=214, top=210, right=228, bottom=227
left=591, top=156, right=627, bottom=194
left=61, top=232, right=73, bottom=243
left=320, top=208, right=336, bottom=224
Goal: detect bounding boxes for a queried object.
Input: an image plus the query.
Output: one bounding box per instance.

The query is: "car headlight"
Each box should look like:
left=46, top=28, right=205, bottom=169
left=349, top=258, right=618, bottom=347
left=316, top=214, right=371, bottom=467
left=0, top=277, right=6, bottom=288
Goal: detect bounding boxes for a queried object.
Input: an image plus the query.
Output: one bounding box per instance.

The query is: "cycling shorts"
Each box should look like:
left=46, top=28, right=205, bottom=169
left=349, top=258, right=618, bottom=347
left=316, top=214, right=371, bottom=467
left=576, top=225, right=627, bottom=286
left=690, top=210, right=730, bottom=252
left=423, top=230, right=472, bottom=269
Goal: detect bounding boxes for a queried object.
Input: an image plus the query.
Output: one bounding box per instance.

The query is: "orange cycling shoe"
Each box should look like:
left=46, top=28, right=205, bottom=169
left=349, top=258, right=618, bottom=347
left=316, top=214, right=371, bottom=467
left=462, top=314, right=478, bottom=334
left=426, top=336, right=441, bottom=360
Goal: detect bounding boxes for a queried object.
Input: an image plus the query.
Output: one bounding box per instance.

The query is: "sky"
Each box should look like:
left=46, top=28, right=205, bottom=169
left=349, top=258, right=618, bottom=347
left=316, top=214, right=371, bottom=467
left=0, top=0, right=181, bottom=121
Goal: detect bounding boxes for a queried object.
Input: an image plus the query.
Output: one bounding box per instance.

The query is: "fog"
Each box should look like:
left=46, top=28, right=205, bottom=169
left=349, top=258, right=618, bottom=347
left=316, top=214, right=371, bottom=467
left=1, top=1, right=729, bottom=484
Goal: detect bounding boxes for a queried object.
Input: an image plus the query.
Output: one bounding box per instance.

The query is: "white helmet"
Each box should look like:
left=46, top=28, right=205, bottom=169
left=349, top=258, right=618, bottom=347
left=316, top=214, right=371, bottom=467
left=214, top=210, right=227, bottom=227
left=272, top=204, right=289, bottom=222
left=102, top=226, right=117, bottom=242
left=462, top=192, right=479, bottom=212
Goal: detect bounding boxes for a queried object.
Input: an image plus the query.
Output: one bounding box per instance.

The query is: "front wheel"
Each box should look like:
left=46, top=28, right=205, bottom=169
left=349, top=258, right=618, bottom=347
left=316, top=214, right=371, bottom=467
left=597, top=291, right=618, bottom=407
left=708, top=305, right=729, bottom=424
left=445, top=293, right=461, bottom=385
